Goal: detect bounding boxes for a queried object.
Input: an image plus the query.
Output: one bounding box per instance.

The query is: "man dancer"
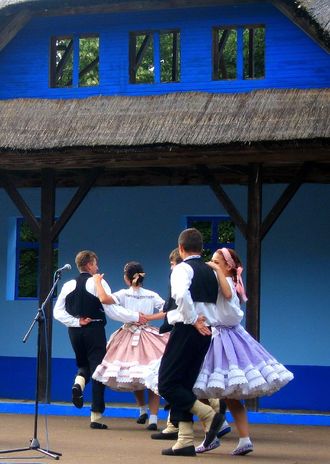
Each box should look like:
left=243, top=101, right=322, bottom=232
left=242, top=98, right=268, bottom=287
left=54, top=250, right=147, bottom=429
left=158, top=229, right=225, bottom=456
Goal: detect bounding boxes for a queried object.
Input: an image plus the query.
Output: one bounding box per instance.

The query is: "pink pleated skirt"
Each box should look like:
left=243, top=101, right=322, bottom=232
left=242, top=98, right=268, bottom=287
left=92, top=323, right=169, bottom=391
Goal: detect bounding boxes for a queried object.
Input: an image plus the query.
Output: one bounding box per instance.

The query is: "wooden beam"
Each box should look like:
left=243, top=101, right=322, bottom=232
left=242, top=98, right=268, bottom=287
left=245, top=164, right=262, bottom=412
left=201, top=165, right=248, bottom=238
left=51, top=168, right=101, bottom=240
left=246, top=164, right=262, bottom=340
left=38, top=169, right=56, bottom=403
left=0, top=9, right=32, bottom=53
left=40, top=0, right=256, bottom=17
left=0, top=170, right=40, bottom=237
left=0, top=144, right=329, bottom=171
left=261, top=163, right=309, bottom=240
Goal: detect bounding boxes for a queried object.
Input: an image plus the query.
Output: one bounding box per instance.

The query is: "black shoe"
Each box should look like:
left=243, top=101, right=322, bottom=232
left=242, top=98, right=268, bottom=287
left=146, top=423, right=158, bottom=431
left=203, top=413, right=225, bottom=448
left=72, top=383, right=83, bottom=409
left=136, top=413, right=148, bottom=424
left=90, top=422, right=108, bottom=430
left=151, top=431, right=179, bottom=440
left=161, top=446, right=196, bottom=456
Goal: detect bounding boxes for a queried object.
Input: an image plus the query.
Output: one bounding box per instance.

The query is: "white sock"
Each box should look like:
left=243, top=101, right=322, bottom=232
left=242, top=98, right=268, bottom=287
left=74, top=375, right=85, bottom=391
left=91, top=412, right=102, bottom=423
left=139, top=405, right=148, bottom=416
left=220, top=419, right=229, bottom=431
left=149, top=414, right=157, bottom=425
left=238, top=437, right=252, bottom=447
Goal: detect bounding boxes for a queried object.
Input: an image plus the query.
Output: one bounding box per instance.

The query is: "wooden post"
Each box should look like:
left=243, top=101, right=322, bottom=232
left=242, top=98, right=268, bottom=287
left=38, top=169, right=56, bottom=403
left=245, top=164, right=262, bottom=411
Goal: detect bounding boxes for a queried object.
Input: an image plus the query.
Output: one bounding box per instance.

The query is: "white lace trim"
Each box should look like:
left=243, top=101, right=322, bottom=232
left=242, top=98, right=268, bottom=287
left=193, top=361, right=294, bottom=399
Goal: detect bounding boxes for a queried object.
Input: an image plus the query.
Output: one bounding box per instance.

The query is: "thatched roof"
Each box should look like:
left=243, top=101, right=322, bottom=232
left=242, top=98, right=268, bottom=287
left=298, top=0, right=330, bottom=34
left=0, top=89, right=329, bottom=151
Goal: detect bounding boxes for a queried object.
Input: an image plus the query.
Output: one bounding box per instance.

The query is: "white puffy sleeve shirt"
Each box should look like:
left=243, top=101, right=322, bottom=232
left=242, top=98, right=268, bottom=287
left=167, top=260, right=220, bottom=327
left=111, top=287, right=164, bottom=315
left=215, top=277, right=244, bottom=327
left=53, top=276, right=139, bottom=327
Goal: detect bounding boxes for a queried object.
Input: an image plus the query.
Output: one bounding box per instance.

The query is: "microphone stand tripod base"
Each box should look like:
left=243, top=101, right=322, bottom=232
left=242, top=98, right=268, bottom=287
left=0, top=273, right=63, bottom=460
left=0, top=438, right=62, bottom=460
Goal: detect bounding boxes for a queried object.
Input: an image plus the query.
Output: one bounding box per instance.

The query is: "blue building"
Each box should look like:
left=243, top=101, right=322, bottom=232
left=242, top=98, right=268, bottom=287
left=0, top=0, right=329, bottom=413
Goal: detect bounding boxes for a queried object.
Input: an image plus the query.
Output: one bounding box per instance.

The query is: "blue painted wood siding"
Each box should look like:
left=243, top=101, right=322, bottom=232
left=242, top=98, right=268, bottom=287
left=0, top=2, right=329, bottom=99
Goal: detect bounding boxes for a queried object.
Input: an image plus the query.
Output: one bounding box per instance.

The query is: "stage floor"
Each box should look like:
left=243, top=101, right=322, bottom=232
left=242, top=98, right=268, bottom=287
left=0, top=414, right=329, bottom=464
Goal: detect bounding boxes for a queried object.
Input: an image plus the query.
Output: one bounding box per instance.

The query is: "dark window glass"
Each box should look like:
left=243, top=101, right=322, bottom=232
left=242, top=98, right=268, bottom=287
left=160, top=31, right=180, bottom=82
left=50, top=36, right=74, bottom=87
left=243, top=26, right=265, bottom=79
left=130, top=32, right=154, bottom=84
left=79, top=36, right=100, bottom=86
left=212, top=28, right=237, bottom=80
left=187, top=216, right=235, bottom=262
left=16, top=219, right=58, bottom=299
left=50, top=35, right=99, bottom=88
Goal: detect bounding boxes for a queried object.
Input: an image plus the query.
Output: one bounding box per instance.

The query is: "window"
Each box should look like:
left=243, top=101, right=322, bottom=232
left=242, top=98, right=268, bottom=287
left=213, top=25, right=265, bottom=80
left=187, top=216, right=235, bottom=261
left=243, top=27, right=265, bottom=79
left=15, top=219, right=58, bottom=299
left=129, top=30, right=180, bottom=84
left=50, top=35, right=99, bottom=88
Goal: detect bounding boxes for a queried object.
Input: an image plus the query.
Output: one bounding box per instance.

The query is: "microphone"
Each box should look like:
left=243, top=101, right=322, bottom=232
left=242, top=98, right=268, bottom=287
left=55, top=264, right=72, bottom=274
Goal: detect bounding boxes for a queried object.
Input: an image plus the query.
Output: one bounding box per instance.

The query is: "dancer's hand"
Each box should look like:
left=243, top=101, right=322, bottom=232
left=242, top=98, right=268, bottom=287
left=93, top=273, right=104, bottom=283
left=206, top=261, right=219, bottom=270
left=80, top=317, right=92, bottom=326
left=193, top=315, right=211, bottom=336
left=138, top=313, right=148, bottom=324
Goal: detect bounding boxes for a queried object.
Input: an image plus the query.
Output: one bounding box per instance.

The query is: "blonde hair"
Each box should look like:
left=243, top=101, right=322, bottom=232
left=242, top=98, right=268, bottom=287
left=75, top=250, right=98, bottom=272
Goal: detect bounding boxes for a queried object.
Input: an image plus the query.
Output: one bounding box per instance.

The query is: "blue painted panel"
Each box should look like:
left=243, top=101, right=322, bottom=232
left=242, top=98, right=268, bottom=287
left=1, top=356, right=329, bottom=411
left=0, top=2, right=329, bottom=99
left=260, top=366, right=330, bottom=411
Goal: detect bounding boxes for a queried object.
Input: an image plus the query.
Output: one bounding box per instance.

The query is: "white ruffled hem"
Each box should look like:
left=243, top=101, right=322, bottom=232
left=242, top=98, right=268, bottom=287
left=193, top=360, right=294, bottom=399
left=93, top=358, right=161, bottom=392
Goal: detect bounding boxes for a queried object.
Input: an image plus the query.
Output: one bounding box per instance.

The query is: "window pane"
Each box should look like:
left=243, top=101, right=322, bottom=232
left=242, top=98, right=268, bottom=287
left=213, top=28, right=237, bottom=80
left=160, top=31, right=180, bottom=82
left=190, top=221, right=212, bottom=243
left=131, top=33, right=154, bottom=84
left=18, top=249, right=38, bottom=298
left=51, top=37, right=73, bottom=88
left=218, top=221, right=235, bottom=243
left=19, top=221, right=38, bottom=242
left=202, top=248, right=213, bottom=262
left=243, top=26, right=265, bottom=79
left=79, top=36, right=100, bottom=87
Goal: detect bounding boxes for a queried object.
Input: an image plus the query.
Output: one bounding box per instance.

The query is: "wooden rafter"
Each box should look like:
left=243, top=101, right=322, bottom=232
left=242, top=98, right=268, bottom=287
left=51, top=168, right=101, bottom=241
left=0, top=9, right=32, bottom=53
left=0, top=169, right=40, bottom=237
left=261, top=163, right=310, bottom=239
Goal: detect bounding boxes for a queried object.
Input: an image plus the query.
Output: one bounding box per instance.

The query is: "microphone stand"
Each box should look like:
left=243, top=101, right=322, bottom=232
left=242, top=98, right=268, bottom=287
left=0, top=271, right=64, bottom=460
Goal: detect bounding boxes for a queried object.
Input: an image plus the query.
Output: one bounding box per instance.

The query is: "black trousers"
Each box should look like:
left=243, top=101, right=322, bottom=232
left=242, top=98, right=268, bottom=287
left=158, top=323, right=211, bottom=424
left=68, top=324, right=106, bottom=413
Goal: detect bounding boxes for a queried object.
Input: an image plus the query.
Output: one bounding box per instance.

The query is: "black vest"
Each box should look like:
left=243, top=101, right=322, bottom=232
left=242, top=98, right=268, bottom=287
left=65, top=273, right=106, bottom=325
left=186, top=257, right=218, bottom=303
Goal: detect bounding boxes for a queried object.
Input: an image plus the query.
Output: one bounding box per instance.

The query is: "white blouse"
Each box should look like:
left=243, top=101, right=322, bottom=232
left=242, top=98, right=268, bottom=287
left=112, top=286, right=165, bottom=316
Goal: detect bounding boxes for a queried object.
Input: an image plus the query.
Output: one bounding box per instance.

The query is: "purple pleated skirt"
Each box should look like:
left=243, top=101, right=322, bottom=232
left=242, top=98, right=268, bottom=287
left=193, top=324, right=294, bottom=399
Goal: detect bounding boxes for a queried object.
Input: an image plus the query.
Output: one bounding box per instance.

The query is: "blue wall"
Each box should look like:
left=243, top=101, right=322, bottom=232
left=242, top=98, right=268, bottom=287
left=0, top=184, right=330, bottom=410
left=0, top=2, right=329, bottom=99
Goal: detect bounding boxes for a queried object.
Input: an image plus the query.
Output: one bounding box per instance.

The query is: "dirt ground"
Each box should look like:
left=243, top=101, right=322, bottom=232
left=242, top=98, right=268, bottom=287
left=0, top=414, right=329, bottom=464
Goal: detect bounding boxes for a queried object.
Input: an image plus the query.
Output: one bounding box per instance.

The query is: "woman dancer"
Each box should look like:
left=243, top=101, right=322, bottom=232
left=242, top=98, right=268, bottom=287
left=92, top=261, right=169, bottom=431
left=193, top=248, right=294, bottom=455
